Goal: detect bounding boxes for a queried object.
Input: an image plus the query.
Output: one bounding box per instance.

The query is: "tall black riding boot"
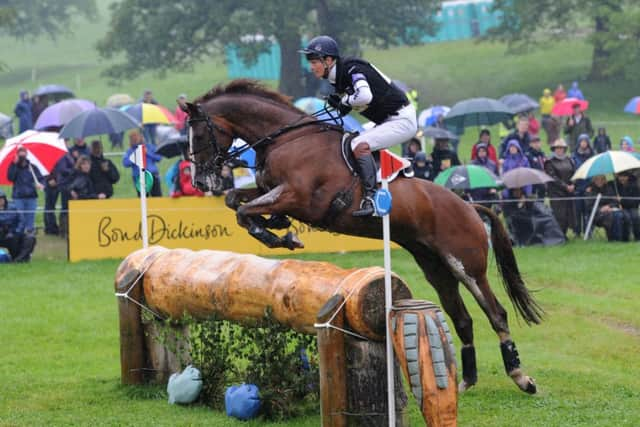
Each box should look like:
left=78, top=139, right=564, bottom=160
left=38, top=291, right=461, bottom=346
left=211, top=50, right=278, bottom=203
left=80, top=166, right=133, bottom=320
left=352, top=154, right=377, bottom=217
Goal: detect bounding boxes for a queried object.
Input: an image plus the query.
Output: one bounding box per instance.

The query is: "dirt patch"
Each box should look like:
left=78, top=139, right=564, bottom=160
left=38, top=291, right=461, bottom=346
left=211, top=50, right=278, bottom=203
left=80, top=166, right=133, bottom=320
left=601, top=317, right=640, bottom=339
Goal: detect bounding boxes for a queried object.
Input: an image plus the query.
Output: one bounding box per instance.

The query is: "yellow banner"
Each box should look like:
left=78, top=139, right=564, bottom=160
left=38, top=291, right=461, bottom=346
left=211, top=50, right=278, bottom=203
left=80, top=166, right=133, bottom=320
left=68, top=197, right=389, bottom=262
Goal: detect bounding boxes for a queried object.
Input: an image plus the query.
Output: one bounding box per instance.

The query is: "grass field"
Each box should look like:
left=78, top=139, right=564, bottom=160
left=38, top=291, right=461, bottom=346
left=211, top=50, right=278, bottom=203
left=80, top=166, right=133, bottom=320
left=1, top=242, right=639, bottom=426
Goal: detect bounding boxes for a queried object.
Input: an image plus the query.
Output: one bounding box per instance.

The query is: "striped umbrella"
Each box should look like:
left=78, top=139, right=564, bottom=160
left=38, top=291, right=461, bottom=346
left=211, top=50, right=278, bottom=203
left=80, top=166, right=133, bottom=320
left=434, top=165, right=501, bottom=190
left=571, top=151, right=640, bottom=180
left=0, top=131, right=68, bottom=184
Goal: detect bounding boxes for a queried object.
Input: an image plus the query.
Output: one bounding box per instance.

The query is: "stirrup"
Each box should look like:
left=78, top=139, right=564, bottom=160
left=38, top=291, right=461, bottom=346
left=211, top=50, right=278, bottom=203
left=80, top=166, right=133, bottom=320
left=352, top=196, right=376, bottom=217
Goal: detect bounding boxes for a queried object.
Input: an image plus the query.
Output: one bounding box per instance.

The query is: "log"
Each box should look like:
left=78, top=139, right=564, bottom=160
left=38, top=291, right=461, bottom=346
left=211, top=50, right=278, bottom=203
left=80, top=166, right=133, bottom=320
left=115, top=247, right=412, bottom=339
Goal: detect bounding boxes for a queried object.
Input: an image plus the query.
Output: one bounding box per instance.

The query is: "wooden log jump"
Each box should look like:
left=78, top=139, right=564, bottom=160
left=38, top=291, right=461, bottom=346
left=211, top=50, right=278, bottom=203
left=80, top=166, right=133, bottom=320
left=115, top=246, right=457, bottom=426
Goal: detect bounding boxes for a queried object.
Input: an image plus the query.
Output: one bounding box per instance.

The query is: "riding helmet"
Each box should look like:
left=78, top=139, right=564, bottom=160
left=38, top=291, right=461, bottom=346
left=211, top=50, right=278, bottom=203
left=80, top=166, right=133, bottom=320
left=299, top=35, right=339, bottom=60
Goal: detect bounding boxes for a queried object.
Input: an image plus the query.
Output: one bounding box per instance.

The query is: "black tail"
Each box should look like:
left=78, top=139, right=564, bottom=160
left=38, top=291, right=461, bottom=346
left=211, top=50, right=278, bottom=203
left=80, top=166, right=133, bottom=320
left=473, top=205, right=544, bottom=325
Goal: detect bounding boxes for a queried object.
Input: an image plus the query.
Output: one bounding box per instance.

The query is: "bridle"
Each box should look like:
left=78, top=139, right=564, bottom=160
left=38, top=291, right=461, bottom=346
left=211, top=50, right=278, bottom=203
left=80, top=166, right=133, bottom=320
left=187, top=104, right=236, bottom=180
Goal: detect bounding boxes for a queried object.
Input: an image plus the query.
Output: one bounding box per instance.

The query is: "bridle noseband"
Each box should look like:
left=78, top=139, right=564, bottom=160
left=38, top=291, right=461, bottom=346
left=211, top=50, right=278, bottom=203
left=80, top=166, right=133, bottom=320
left=187, top=104, right=235, bottom=175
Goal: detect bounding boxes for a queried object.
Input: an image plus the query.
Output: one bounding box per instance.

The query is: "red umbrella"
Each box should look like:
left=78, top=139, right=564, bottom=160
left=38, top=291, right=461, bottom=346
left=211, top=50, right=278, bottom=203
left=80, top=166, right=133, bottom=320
left=551, top=97, right=589, bottom=116
left=0, top=130, right=68, bottom=185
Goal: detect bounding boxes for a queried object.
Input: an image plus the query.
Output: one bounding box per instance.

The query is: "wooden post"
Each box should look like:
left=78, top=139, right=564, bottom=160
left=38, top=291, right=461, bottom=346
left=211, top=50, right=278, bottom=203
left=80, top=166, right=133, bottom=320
left=116, top=269, right=146, bottom=385
left=317, top=295, right=348, bottom=427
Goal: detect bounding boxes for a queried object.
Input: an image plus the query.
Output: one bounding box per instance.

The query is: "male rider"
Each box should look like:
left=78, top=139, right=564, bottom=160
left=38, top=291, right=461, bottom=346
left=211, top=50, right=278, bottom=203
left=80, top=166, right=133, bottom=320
left=300, top=36, right=417, bottom=216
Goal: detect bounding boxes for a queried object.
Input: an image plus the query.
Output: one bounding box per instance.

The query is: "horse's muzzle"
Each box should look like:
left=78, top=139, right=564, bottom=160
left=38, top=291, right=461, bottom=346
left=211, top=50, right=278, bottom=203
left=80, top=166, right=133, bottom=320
left=195, top=174, right=223, bottom=193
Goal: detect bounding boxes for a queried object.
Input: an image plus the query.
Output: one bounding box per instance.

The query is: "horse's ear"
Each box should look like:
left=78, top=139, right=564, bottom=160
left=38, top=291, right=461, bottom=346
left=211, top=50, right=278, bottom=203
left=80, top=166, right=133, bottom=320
left=182, top=102, right=197, bottom=116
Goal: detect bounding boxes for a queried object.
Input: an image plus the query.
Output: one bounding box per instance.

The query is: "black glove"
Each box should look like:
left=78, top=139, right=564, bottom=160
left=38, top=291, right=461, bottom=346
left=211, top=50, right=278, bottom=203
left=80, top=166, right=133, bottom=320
left=327, top=94, right=352, bottom=116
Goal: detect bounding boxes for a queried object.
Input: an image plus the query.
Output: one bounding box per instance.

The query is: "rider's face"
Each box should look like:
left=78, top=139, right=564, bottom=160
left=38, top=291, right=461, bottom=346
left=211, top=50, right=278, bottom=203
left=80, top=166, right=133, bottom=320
left=309, top=59, right=326, bottom=78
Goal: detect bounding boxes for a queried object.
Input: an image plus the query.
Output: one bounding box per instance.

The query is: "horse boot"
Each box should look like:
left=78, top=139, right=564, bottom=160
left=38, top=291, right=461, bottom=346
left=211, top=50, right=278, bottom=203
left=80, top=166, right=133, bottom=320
left=352, top=144, right=377, bottom=217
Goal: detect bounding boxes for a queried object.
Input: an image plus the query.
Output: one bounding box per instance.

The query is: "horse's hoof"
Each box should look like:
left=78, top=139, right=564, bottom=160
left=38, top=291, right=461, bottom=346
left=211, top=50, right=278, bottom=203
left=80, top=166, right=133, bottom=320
left=521, top=376, right=537, bottom=394
left=284, top=232, right=304, bottom=250
left=265, top=215, right=291, bottom=229
left=458, top=380, right=475, bottom=393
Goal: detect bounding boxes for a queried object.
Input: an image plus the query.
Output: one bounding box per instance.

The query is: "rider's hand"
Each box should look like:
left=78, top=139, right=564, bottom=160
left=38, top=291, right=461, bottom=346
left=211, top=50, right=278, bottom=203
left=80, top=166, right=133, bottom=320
left=327, top=94, right=352, bottom=116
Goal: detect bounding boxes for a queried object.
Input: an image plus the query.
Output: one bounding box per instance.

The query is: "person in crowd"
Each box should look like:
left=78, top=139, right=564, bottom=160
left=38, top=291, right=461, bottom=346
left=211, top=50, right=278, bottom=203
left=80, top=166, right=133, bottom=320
left=592, top=127, right=611, bottom=153
left=500, top=117, right=531, bottom=157
left=585, top=175, right=628, bottom=241
left=171, top=158, right=205, bottom=198
left=31, top=94, right=49, bottom=123
left=109, top=132, right=124, bottom=150
left=620, top=136, right=635, bottom=152
left=502, top=139, right=532, bottom=194
left=175, top=94, right=189, bottom=135
left=527, top=111, right=540, bottom=138
left=69, top=156, right=104, bottom=200
left=69, top=138, right=90, bottom=160
left=89, top=140, right=119, bottom=199
left=141, top=89, right=159, bottom=145
left=300, top=35, right=417, bottom=216
left=544, top=138, right=576, bottom=238
left=615, top=172, right=640, bottom=241
left=526, top=136, right=547, bottom=197
left=563, top=102, right=594, bottom=151
left=122, top=130, right=163, bottom=197
left=43, top=168, right=59, bottom=235
left=567, top=81, right=585, bottom=100
left=0, top=190, right=36, bottom=262
left=571, top=134, right=595, bottom=236
left=52, top=150, right=76, bottom=237
left=7, top=145, right=43, bottom=234
left=539, top=88, right=555, bottom=129
left=412, top=151, right=433, bottom=181
left=471, top=129, right=498, bottom=164
left=212, top=164, right=235, bottom=197
left=553, top=84, right=566, bottom=103
left=470, top=143, right=499, bottom=207
left=501, top=187, right=531, bottom=246
left=402, top=137, right=422, bottom=161
left=545, top=115, right=561, bottom=146
left=431, top=138, right=460, bottom=175
left=14, top=90, right=33, bottom=133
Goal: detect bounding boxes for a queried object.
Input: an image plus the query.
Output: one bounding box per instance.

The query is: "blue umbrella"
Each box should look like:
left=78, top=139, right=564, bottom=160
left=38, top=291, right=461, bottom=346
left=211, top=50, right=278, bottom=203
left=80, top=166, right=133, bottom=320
left=59, top=108, right=140, bottom=139
left=33, top=84, right=74, bottom=98
left=623, top=97, right=640, bottom=114
left=499, top=93, right=539, bottom=114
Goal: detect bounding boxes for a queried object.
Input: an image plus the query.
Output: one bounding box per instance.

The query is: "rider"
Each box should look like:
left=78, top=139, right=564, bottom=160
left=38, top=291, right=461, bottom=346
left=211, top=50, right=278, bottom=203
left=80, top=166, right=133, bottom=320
left=300, top=35, right=418, bottom=216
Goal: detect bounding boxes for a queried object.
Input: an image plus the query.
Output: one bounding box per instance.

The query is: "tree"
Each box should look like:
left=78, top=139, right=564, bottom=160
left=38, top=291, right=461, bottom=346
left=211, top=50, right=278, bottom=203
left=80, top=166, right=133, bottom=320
left=97, top=0, right=440, bottom=97
left=486, top=0, right=623, bottom=80
left=0, top=0, right=96, bottom=40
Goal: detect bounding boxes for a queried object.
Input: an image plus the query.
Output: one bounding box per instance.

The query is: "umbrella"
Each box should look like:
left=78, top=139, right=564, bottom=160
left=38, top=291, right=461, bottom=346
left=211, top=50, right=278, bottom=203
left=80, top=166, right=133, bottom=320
left=0, top=112, right=12, bottom=139
left=106, top=93, right=135, bottom=108
left=59, top=108, right=140, bottom=139
left=434, top=165, right=501, bottom=190
left=571, top=151, right=640, bottom=181
left=443, top=98, right=513, bottom=135
left=418, top=106, right=450, bottom=127
left=501, top=168, right=554, bottom=189
left=122, top=103, right=176, bottom=125
left=34, top=99, right=96, bottom=130
left=0, top=131, right=67, bottom=184
left=623, top=97, right=640, bottom=114
left=499, top=94, right=539, bottom=114
left=157, top=134, right=188, bottom=158
left=422, top=126, right=457, bottom=140
left=33, top=84, right=74, bottom=100
left=294, top=97, right=326, bottom=114
left=551, top=98, right=589, bottom=116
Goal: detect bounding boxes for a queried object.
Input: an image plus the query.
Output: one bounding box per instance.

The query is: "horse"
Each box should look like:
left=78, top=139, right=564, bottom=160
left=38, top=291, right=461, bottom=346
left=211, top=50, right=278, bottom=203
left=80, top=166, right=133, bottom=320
left=183, top=79, right=543, bottom=394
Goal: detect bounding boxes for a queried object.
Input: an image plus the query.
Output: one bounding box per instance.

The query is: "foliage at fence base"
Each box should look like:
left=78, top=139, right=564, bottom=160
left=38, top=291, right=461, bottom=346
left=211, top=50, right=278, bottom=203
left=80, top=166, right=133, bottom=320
left=182, top=310, right=320, bottom=421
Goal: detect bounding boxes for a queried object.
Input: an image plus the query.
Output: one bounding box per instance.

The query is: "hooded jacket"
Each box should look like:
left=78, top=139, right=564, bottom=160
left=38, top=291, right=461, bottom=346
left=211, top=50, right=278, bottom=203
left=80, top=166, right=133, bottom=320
left=7, top=159, right=43, bottom=199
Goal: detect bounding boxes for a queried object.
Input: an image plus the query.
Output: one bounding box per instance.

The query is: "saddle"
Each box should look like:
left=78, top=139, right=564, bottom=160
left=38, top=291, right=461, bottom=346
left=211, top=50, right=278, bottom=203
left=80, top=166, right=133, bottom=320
left=340, top=132, right=414, bottom=183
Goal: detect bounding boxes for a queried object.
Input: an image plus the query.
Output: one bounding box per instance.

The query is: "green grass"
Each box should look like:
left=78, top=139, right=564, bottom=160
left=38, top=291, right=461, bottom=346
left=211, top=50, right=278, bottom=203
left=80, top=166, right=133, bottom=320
left=1, top=242, right=638, bottom=426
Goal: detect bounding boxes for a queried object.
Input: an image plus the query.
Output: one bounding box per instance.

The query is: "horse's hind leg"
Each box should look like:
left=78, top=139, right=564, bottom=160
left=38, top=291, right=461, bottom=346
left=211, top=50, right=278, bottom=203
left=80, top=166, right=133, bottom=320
left=226, top=188, right=291, bottom=229
left=406, top=244, right=479, bottom=392
left=444, top=256, right=537, bottom=394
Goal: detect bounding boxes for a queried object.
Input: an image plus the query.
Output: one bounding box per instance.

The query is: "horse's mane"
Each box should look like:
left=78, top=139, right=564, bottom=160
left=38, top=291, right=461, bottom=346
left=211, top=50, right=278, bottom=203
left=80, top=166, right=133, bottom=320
left=194, top=79, right=300, bottom=113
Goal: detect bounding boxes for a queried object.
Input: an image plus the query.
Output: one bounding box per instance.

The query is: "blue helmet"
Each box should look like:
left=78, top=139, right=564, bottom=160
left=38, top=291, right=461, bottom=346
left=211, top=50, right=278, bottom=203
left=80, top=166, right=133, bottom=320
left=299, top=35, right=339, bottom=59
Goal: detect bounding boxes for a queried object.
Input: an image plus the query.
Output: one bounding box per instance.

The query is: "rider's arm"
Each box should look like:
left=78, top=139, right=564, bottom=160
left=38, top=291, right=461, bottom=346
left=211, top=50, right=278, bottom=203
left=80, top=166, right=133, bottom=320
left=341, top=73, right=372, bottom=108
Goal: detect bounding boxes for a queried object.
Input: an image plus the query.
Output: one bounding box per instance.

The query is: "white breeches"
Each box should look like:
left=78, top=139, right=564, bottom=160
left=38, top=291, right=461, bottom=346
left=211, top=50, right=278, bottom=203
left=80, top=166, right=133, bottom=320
left=351, top=104, right=417, bottom=151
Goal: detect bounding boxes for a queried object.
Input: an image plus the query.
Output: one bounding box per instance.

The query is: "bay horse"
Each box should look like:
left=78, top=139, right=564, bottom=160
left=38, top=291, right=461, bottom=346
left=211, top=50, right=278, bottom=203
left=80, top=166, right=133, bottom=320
left=183, top=79, right=543, bottom=394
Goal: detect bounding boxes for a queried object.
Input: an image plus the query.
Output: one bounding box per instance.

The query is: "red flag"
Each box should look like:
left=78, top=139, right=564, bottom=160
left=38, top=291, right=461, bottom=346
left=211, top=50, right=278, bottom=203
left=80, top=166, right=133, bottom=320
left=380, top=149, right=410, bottom=180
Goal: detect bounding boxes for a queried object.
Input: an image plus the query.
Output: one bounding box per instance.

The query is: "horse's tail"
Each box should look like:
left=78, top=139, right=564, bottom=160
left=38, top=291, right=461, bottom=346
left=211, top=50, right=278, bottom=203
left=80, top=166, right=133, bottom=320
left=473, top=204, right=544, bottom=325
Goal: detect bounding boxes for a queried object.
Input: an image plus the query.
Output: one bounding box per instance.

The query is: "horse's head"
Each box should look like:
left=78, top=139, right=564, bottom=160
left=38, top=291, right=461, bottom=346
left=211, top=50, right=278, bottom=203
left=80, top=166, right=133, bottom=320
left=183, top=102, right=234, bottom=193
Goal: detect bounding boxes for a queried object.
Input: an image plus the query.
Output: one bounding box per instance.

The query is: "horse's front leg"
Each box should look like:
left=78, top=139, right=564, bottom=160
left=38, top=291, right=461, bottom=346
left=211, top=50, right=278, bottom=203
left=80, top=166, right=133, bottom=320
left=225, top=188, right=292, bottom=230
left=236, top=184, right=303, bottom=250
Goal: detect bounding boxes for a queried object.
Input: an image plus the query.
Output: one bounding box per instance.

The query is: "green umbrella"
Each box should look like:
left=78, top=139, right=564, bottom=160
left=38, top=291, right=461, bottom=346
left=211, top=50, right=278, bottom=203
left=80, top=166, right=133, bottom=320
left=434, top=165, right=501, bottom=190
left=443, top=97, right=514, bottom=135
